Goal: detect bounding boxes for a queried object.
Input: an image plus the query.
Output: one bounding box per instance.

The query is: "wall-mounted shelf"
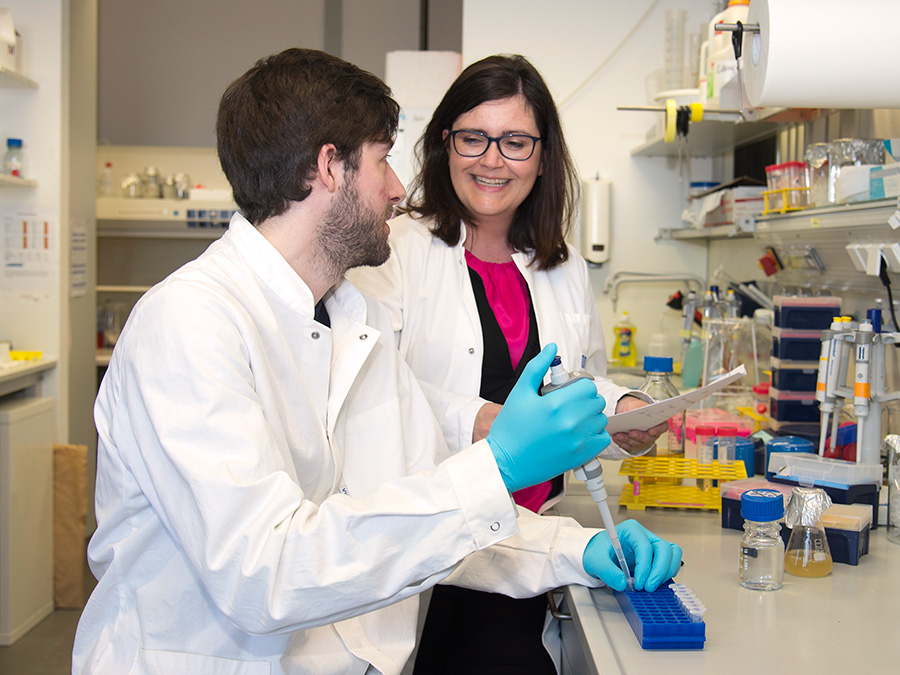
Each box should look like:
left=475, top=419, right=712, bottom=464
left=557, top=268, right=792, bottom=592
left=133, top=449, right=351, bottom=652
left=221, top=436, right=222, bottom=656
left=630, top=108, right=817, bottom=158
left=755, top=198, right=899, bottom=233
left=0, top=67, right=38, bottom=89
left=0, top=174, right=36, bottom=188
left=657, top=224, right=754, bottom=242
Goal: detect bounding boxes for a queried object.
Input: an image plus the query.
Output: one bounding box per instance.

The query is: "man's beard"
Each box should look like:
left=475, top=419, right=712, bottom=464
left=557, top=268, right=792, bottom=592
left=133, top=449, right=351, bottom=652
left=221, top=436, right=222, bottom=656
left=315, top=176, right=393, bottom=280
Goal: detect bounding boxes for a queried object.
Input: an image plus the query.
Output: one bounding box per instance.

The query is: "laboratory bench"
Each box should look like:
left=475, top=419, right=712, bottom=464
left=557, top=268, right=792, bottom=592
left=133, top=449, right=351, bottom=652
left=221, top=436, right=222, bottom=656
left=554, top=462, right=896, bottom=674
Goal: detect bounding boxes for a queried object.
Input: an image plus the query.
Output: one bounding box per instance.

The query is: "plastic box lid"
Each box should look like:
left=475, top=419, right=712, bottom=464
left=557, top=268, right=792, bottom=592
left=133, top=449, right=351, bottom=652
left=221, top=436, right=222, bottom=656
left=771, top=326, right=823, bottom=339
left=822, top=504, right=873, bottom=531
left=773, top=296, right=842, bottom=309
left=767, top=452, right=882, bottom=488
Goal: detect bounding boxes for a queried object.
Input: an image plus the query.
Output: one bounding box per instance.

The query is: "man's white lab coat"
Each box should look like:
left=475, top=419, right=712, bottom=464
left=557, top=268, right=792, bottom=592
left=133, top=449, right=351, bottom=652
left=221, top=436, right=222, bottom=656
left=72, top=214, right=601, bottom=675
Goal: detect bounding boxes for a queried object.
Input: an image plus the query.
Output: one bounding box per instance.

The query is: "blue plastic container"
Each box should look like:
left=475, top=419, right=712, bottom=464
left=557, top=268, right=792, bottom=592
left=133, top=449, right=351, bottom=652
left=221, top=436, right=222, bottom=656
left=764, top=436, right=815, bottom=476
left=614, top=583, right=706, bottom=650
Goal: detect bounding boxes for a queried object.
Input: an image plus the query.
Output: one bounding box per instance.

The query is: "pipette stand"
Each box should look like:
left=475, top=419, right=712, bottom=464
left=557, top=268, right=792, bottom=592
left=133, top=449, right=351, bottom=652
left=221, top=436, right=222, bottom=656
left=827, top=323, right=900, bottom=464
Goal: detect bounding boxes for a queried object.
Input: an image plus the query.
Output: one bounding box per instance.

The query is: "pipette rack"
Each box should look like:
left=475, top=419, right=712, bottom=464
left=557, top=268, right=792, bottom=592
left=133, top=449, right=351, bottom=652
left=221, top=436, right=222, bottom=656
left=618, top=456, right=747, bottom=511
left=614, top=581, right=706, bottom=650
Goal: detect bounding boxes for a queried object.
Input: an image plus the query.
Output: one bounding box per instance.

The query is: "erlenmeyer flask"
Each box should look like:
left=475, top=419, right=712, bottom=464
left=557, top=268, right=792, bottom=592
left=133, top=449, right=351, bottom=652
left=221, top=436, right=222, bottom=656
left=784, top=487, right=833, bottom=577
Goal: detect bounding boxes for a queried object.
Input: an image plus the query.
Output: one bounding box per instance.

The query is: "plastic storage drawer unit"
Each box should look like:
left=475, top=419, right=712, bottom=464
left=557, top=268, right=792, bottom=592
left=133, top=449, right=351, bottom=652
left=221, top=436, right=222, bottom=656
left=771, top=327, right=823, bottom=361
left=773, top=296, right=842, bottom=329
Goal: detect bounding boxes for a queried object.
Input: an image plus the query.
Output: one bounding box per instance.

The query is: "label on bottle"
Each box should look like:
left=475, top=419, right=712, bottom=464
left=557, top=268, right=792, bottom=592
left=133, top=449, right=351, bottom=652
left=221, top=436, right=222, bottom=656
left=741, top=546, right=758, bottom=559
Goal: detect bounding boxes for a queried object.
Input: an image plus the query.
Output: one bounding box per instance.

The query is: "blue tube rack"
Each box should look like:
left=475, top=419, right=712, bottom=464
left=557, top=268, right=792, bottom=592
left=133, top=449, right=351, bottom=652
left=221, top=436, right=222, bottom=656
left=614, top=582, right=706, bottom=650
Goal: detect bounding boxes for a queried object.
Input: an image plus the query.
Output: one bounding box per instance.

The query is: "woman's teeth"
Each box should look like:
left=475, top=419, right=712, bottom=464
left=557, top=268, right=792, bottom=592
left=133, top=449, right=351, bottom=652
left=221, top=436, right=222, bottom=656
left=474, top=177, right=510, bottom=186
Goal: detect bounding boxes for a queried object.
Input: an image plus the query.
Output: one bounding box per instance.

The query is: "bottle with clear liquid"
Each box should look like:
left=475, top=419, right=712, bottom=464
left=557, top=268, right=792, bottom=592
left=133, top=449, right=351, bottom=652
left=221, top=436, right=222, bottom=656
left=784, top=487, right=833, bottom=577
left=637, top=356, right=684, bottom=485
left=3, top=138, right=25, bottom=178
left=739, top=489, right=785, bottom=591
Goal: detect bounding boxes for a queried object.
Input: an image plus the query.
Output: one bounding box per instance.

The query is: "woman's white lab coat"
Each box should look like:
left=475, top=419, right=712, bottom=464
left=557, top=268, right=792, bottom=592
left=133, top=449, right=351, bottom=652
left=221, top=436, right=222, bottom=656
left=72, top=214, right=602, bottom=675
left=349, top=214, right=646, bottom=467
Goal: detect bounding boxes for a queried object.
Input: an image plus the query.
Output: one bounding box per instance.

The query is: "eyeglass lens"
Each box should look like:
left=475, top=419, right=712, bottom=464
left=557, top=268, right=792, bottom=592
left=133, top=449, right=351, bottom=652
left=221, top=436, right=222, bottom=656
left=452, top=131, right=538, bottom=160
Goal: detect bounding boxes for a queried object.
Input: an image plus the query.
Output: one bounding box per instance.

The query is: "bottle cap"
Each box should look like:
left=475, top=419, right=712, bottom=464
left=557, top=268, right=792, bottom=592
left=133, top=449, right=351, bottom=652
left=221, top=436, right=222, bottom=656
left=716, top=426, right=738, bottom=437
left=6, top=138, right=22, bottom=148
left=642, top=355, right=673, bottom=373
left=695, top=424, right=716, bottom=436
left=741, top=489, right=784, bottom=521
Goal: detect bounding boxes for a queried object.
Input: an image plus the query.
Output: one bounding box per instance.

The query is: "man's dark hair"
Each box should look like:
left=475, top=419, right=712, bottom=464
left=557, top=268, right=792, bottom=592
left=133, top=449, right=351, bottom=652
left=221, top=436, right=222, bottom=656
left=216, top=48, right=399, bottom=225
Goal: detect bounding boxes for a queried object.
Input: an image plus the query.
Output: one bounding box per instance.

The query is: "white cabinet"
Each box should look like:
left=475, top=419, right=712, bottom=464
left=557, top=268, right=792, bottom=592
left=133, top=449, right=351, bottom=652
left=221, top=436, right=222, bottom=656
left=0, top=396, right=55, bottom=645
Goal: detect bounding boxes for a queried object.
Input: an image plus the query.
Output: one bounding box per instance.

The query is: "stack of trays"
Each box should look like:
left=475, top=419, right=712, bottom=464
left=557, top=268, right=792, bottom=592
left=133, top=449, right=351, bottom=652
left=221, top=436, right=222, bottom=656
left=768, top=296, right=842, bottom=429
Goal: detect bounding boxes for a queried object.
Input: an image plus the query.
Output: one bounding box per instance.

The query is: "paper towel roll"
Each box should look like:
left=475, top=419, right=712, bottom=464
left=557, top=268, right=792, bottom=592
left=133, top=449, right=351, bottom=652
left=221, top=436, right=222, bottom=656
left=744, top=0, right=900, bottom=109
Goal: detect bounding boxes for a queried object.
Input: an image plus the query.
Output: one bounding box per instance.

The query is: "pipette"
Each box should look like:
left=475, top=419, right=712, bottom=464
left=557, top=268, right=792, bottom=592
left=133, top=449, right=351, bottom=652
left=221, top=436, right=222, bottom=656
left=542, top=356, right=635, bottom=590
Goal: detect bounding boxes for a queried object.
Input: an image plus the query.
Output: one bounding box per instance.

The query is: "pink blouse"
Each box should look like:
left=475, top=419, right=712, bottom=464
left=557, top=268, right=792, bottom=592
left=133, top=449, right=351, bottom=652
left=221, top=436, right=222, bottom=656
left=465, top=250, right=552, bottom=513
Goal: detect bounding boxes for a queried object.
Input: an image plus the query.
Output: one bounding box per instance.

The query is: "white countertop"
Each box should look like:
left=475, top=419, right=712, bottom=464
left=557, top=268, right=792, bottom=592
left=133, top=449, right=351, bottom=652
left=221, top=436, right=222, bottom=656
left=0, top=358, right=56, bottom=397
left=556, top=467, right=897, bottom=674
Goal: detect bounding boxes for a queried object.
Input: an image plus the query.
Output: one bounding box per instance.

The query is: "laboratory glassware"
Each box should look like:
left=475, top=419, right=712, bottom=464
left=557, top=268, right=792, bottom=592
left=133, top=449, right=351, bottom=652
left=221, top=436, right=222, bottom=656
left=695, top=424, right=716, bottom=491
left=637, top=356, right=683, bottom=485
left=784, top=487, right=833, bottom=577
left=888, top=435, right=900, bottom=545
left=3, top=138, right=24, bottom=177
left=739, top=489, right=785, bottom=591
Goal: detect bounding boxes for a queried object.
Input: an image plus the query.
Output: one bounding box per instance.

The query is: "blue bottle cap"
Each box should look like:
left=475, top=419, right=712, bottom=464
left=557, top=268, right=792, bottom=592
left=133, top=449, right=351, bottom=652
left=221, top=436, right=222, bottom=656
left=741, top=489, right=784, bottom=521
left=6, top=138, right=22, bottom=148
left=643, top=355, right=673, bottom=373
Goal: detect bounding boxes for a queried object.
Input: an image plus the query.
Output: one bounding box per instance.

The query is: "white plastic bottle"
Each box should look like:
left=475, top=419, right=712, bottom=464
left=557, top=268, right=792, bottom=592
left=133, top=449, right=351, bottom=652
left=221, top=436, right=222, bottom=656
left=3, top=138, right=25, bottom=178
left=704, top=0, right=749, bottom=110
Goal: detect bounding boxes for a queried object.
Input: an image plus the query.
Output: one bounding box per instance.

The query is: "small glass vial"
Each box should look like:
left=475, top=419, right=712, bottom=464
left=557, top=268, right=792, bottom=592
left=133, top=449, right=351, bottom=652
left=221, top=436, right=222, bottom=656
left=695, top=424, right=716, bottom=491
left=3, top=138, right=25, bottom=178
left=739, top=489, right=785, bottom=591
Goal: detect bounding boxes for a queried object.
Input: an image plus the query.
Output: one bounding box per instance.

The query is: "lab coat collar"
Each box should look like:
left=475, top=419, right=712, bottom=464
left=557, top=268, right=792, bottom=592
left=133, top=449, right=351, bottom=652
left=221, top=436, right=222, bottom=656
left=226, top=212, right=318, bottom=319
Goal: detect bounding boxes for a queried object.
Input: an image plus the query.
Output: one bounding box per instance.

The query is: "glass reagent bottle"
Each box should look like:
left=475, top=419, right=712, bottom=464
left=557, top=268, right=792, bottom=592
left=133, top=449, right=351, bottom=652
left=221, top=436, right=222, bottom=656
left=739, top=489, right=785, bottom=591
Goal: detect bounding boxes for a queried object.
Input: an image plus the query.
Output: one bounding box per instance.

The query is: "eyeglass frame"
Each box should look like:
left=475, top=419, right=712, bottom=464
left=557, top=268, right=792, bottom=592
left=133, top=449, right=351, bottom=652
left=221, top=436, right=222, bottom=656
left=446, top=129, right=542, bottom=161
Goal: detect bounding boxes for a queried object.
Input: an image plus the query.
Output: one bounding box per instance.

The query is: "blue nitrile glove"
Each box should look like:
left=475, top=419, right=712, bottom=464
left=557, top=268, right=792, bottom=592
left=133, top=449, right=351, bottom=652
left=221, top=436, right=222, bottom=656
left=486, top=343, right=610, bottom=493
left=582, top=520, right=683, bottom=592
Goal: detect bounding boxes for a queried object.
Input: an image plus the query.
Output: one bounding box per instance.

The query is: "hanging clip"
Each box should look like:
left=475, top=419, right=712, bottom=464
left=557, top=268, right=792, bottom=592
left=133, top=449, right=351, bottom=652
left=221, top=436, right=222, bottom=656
left=714, top=21, right=760, bottom=119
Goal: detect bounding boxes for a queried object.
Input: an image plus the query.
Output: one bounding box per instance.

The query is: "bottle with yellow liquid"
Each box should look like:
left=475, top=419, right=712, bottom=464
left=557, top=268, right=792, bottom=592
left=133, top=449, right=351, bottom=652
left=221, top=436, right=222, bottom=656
left=613, top=312, right=637, bottom=368
left=784, top=487, right=834, bottom=578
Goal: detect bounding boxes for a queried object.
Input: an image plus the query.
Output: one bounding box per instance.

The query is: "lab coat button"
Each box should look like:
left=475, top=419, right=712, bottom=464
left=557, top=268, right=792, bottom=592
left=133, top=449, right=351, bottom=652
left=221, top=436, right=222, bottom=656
left=311, top=331, right=320, bottom=340
left=468, top=347, right=475, bottom=354
left=359, top=333, right=368, bottom=340
left=490, top=521, right=500, bottom=532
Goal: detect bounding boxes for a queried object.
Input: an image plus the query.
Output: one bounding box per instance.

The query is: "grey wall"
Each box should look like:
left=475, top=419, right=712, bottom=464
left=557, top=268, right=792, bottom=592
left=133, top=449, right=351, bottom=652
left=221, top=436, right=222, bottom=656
left=98, top=0, right=462, bottom=147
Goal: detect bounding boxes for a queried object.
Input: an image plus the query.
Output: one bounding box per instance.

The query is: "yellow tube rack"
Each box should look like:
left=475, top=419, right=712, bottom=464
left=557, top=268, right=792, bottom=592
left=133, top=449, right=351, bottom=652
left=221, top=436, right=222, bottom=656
left=762, top=187, right=811, bottom=215
left=617, top=456, right=747, bottom=512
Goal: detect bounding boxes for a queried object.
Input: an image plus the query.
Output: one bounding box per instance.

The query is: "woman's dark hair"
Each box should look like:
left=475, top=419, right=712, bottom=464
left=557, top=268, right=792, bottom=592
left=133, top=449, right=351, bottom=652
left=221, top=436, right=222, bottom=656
left=216, top=48, right=399, bottom=225
left=404, top=54, right=578, bottom=270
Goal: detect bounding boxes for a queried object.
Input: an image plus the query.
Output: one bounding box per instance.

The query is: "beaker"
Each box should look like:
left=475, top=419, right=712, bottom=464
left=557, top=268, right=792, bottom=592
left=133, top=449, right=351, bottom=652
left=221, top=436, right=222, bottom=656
left=102, top=301, right=127, bottom=348
left=887, top=435, right=900, bottom=545
left=784, top=487, right=833, bottom=577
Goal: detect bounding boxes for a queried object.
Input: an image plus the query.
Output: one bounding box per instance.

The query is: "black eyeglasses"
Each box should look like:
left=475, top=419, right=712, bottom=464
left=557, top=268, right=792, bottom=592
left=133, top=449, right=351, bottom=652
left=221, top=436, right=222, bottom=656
left=448, top=129, right=542, bottom=161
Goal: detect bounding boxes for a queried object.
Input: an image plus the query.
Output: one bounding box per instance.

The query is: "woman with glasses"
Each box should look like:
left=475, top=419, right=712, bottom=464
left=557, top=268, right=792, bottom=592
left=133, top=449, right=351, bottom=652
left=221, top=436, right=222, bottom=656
left=350, top=54, right=666, bottom=673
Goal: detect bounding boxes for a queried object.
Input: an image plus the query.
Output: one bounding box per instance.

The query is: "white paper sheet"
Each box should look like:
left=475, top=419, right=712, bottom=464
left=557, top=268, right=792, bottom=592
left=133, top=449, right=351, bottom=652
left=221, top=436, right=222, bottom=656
left=606, top=364, right=747, bottom=434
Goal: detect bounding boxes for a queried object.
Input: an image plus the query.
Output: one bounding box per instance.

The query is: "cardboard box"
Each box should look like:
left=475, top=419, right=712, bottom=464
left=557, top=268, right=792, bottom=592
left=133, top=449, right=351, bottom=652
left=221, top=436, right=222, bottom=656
left=869, top=164, right=900, bottom=200
left=0, top=9, right=20, bottom=74
left=702, top=186, right=765, bottom=227
left=53, top=444, right=89, bottom=608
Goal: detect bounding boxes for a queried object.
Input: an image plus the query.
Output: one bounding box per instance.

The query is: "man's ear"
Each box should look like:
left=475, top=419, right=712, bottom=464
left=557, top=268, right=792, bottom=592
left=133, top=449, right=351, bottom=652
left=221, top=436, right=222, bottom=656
left=316, top=143, right=341, bottom=193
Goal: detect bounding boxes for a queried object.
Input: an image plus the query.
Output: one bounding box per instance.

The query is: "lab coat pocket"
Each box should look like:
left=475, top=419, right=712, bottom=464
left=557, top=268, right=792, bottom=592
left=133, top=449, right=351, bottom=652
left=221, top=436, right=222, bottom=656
left=128, top=647, right=271, bottom=675
left=559, top=312, right=591, bottom=367
left=340, top=396, right=409, bottom=494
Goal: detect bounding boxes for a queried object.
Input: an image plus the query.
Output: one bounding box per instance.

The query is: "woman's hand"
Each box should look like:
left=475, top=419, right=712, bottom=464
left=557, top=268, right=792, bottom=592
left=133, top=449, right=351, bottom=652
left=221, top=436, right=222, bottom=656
left=473, top=401, right=502, bottom=443
left=611, top=395, right=667, bottom=454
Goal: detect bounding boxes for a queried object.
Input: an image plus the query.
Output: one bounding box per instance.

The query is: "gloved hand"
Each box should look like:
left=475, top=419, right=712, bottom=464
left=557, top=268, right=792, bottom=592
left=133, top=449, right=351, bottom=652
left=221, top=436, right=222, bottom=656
left=486, top=343, right=610, bottom=493
left=582, top=520, right=683, bottom=592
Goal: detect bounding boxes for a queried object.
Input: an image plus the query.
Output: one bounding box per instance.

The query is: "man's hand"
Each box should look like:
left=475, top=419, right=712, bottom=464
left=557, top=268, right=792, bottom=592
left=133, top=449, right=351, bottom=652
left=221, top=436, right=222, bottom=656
left=583, top=520, right=683, bottom=592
